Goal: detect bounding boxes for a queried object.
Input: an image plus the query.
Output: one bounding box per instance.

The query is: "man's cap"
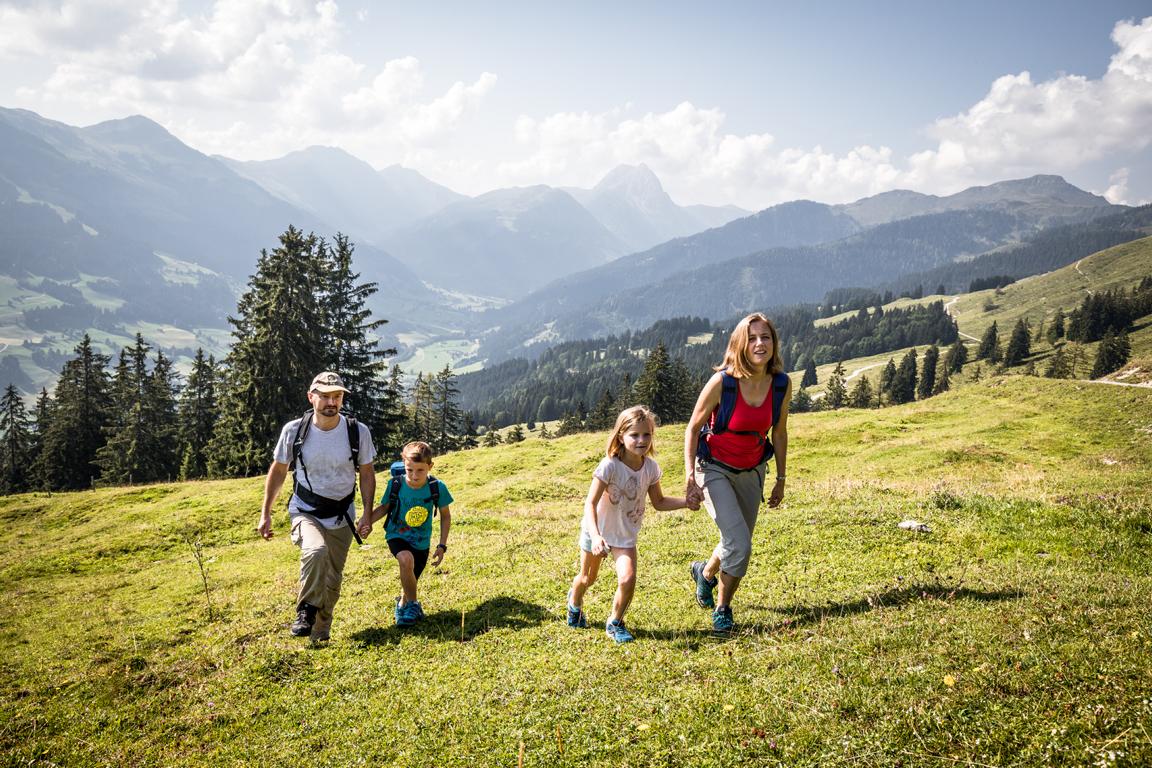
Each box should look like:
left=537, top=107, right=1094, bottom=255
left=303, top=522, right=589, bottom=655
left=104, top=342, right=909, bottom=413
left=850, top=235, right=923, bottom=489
left=310, top=371, right=350, bottom=394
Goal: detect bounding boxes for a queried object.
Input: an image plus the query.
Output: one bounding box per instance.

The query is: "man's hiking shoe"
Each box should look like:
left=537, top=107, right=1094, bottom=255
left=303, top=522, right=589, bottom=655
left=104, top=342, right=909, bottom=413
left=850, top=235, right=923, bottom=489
left=567, top=603, right=588, bottom=628
left=712, top=605, right=735, bottom=634
left=691, top=561, right=717, bottom=609
left=291, top=604, right=317, bottom=637
left=605, top=618, right=634, bottom=644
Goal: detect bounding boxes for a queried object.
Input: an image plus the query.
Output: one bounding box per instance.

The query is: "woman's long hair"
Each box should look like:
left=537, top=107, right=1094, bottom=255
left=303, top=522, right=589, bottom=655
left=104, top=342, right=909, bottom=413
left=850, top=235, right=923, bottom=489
left=716, top=312, right=784, bottom=377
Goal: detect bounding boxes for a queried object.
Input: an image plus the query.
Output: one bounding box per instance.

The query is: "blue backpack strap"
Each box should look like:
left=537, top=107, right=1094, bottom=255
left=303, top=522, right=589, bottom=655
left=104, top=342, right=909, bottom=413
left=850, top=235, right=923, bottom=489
left=713, top=372, right=740, bottom=435
left=771, top=372, right=790, bottom=429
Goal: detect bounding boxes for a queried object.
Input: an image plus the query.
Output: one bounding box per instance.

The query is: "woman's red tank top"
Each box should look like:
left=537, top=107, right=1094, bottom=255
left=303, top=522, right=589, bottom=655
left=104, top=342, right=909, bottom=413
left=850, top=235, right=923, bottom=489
left=706, top=382, right=774, bottom=470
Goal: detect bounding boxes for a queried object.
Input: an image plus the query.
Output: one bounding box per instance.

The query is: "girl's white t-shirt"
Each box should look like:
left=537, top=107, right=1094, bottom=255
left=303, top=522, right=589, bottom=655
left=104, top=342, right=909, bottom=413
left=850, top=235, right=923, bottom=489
left=584, top=455, right=662, bottom=549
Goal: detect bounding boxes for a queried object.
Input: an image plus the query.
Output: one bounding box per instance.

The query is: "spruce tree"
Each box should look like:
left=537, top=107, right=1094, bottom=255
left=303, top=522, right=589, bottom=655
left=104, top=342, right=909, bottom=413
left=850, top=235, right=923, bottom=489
left=848, top=375, right=874, bottom=409
left=0, top=384, right=33, bottom=494
left=95, top=337, right=150, bottom=484
left=918, top=345, right=939, bottom=400
left=430, top=365, right=463, bottom=454
left=506, top=424, right=526, bottom=443
left=587, top=389, right=617, bottom=431
left=824, top=361, right=847, bottom=409
left=801, top=358, right=818, bottom=388
left=890, top=349, right=918, bottom=404
left=481, top=429, right=502, bottom=448
left=1004, top=318, right=1031, bottom=366
left=208, top=226, right=329, bottom=477
left=375, top=365, right=408, bottom=462
left=177, top=349, right=218, bottom=480
left=633, top=342, right=679, bottom=423
left=36, top=334, right=112, bottom=490
left=789, top=387, right=814, bottom=413
left=28, top=388, right=52, bottom=491
left=322, top=234, right=392, bottom=432
left=408, top=373, right=436, bottom=444
left=1046, top=309, right=1066, bottom=345
left=879, top=358, right=897, bottom=402
left=1091, top=331, right=1131, bottom=379
left=945, top=338, right=968, bottom=373
left=976, top=322, right=999, bottom=361
left=932, top=367, right=951, bottom=395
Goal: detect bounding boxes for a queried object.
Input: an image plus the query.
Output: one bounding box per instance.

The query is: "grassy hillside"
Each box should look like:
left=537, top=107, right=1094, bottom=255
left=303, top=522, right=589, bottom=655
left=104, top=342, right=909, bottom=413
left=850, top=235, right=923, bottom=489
left=2, top=377, right=1150, bottom=766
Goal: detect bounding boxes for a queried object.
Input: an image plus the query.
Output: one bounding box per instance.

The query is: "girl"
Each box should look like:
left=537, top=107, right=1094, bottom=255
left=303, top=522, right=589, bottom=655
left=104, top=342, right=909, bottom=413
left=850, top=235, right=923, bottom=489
left=567, top=406, right=699, bottom=643
left=683, top=312, right=791, bottom=633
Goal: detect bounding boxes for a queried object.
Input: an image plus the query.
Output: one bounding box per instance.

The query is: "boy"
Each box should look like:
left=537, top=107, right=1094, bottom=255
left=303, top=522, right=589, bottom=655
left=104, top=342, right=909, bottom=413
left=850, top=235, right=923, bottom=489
left=358, top=441, right=453, bottom=626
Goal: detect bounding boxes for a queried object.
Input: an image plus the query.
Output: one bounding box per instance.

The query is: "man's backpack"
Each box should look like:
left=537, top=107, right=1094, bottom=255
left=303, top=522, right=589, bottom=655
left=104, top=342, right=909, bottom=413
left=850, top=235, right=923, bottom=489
left=288, top=412, right=362, bottom=537
left=697, top=371, right=790, bottom=469
left=383, top=460, right=442, bottom=528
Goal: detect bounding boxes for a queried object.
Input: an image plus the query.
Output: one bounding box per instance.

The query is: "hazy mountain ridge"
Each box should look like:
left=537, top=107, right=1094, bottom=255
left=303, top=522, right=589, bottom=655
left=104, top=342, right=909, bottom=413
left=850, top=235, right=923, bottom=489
left=383, top=185, right=630, bottom=299
left=221, top=147, right=464, bottom=245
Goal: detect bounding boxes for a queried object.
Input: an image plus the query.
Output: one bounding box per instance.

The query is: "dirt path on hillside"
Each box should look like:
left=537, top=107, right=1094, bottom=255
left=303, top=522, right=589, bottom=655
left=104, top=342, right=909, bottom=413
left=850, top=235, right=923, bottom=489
left=943, top=296, right=980, bottom=341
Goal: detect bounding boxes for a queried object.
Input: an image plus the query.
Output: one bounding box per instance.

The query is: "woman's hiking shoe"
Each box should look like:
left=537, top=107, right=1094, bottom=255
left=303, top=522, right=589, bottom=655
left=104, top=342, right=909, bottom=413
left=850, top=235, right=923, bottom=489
left=605, top=618, right=634, bottom=643
left=567, top=604, right=588, bottom=628
left=291, top=604, right=317, bottom=637
left=691, top=561, right=717, bottom=609
left=712, top=606, right=735, bottom=634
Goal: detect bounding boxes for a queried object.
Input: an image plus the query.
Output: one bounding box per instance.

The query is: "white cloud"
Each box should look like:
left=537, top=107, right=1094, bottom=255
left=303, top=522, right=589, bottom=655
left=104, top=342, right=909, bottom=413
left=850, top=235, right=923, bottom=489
left=1, top=0, right=495, bottom=163
left=500, top=16, right=1152, bottom=209
left=1104, top=167, right=1131, bottom=205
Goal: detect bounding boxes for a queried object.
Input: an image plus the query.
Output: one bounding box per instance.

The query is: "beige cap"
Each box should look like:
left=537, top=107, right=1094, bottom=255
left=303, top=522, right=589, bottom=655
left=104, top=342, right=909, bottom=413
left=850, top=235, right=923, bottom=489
left=310, top=371, right=350, bottom=394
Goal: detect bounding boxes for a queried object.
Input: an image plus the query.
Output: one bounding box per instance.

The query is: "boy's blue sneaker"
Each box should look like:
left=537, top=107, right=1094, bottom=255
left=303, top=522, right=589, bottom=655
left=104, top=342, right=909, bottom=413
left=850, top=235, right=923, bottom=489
left=395, top=598, right=422, bottom=627
left=566, top=603, right=588, bottom=628
left=712, top=605, right=735, bottom=634
left=691, top=560, right=717, bottom=609
left=605, top=618, right=634, bottom=644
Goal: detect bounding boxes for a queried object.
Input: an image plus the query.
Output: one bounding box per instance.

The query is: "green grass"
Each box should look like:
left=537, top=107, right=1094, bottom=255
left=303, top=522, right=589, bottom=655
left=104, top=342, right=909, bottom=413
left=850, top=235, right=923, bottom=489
left=2, top=377, right=1150, bottom=766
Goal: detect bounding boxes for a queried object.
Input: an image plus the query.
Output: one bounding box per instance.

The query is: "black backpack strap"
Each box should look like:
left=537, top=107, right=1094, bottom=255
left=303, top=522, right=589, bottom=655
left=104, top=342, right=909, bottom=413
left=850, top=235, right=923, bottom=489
left=385, top=477, right=402, bottom=527
left=346, top=416, right=360, bottom=467
left=288, top=411, right=312, bottom=472
left=429, top=477, right=441, bottom=518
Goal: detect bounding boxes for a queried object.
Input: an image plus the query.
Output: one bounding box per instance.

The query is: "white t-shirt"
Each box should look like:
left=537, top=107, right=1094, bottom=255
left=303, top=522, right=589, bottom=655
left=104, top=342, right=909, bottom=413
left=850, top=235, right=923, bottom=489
left=273, top=415, right=377, bottom=530
left=583, top=455, right=662, bottom=549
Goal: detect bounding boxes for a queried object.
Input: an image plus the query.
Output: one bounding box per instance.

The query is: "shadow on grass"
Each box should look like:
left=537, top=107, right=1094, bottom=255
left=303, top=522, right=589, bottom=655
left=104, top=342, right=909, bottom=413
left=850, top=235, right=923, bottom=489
left=743, top=584, right=1023, bottom=634
left=350, top=596, right=550, bottom=646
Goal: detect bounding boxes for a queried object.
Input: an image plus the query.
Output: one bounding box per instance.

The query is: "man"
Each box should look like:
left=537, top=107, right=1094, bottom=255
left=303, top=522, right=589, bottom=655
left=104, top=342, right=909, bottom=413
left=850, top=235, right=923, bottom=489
left=259, top=372, right=376, bottom=642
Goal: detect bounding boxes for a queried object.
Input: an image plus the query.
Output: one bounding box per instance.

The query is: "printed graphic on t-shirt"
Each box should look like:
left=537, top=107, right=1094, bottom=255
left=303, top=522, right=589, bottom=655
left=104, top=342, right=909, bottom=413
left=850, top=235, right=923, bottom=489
left=405, top=505, right=430, bottom=527
left=606, top=473, right=645, bottom=524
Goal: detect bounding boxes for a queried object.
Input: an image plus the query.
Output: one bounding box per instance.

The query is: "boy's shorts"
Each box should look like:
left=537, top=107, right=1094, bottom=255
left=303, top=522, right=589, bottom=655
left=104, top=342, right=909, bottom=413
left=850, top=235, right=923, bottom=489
left=388, top=538, right=430, bottom=579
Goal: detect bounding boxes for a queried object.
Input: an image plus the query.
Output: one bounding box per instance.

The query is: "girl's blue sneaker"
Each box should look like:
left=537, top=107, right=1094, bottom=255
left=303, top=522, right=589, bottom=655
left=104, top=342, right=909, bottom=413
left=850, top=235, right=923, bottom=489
left=605, top=618, right=634, bottom=643
left=566, top=602, right=588, bottom=628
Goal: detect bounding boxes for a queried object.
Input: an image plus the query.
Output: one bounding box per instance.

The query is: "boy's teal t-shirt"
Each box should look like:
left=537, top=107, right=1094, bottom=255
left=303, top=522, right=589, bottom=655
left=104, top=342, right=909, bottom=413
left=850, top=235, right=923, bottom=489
left=382, top=477, right=454, bottom=548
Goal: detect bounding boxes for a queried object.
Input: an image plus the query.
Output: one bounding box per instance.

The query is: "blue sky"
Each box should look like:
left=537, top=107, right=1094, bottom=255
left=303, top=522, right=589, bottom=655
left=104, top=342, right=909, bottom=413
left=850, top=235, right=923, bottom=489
left=1, top=1, right=1149, bottom=209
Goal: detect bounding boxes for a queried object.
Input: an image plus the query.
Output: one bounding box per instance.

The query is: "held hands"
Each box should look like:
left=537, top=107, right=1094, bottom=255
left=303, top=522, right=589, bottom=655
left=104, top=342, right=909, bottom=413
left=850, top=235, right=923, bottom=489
left=356, top=517, right=373, bottom=539
left=685, top=477, right=705, bottom=508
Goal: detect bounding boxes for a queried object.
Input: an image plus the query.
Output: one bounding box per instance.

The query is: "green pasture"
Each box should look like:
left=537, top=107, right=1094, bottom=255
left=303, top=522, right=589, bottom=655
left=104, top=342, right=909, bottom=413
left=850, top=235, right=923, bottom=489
left=1, top=376, right=1149, bottom=766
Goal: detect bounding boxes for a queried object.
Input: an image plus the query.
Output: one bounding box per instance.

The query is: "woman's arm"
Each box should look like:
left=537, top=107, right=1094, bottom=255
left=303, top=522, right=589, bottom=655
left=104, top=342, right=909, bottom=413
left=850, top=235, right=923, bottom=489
left=768, top=377, right=791, bottom=508
left=683, top=372, right=724, bottom=495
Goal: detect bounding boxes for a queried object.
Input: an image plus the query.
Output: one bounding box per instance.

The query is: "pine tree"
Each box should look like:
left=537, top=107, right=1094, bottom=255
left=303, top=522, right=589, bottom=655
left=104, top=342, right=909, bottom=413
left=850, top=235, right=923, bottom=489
left=917, top=345, right=939, bottom=400
left=556, top=412, right=584, bottom=436
left=1046, top=309, right=1066, bottom=345
left=879, top=358, right=897, bottom=402
left=1044, top=346, right=1071, bottom=379
left=633, top=342, right=685, bottom=424
left=459, top=414, right=479, bottom=450
left=28, top=388, right=52, bottom=491
left=322, top=234, right=392, bottom=433
left=177, top=349, right=218, bottom=480
left=1091, top=330, right=1131, bottom=379
left=890, top=349, right=918, bottom=404
left=824, top=361, right=847, bottom=409
left=944, top=338, right=968, bottom=373
left=932, top=367, right=951, bottom=395
left=789, top=387, right=814, bottom=413
left=375, top=365, right=408, bottom=462
left=539, top=423, right=552, bottom=439
left=506, top=424, right=526, bottom=443
left=801, top=358, right=818, bottom=388
left=481, top=429, right=502, bottom=448
left=430, top=365, right=463, bottom=454
left=95, top=337, right=151, bottom=484
left=408, top=373, right=436, bottom=444
left=848, top=375, right=874, bottom=409
left=35, top=334, right=112, bottom=490
left=0, top=384, right=33, bottom=494
left=1004, top=318, right=1031, bottom=366
left=587, top=388, right=617, bottom=431
left=208, top=226, right=329, bottom=477
left=976, top=322, right=999, bottom=361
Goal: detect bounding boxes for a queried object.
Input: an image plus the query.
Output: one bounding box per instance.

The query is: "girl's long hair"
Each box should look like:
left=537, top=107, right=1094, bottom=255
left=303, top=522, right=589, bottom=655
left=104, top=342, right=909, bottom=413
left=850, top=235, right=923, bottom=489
left=716, top=312, right=784, bottom=378
left=606, top=405, right=659, bottom=459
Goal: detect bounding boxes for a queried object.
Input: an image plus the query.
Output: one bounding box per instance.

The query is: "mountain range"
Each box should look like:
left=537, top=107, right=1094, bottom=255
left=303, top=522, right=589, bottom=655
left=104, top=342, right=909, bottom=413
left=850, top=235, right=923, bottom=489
left=0, top=105, right=1134, bottom=394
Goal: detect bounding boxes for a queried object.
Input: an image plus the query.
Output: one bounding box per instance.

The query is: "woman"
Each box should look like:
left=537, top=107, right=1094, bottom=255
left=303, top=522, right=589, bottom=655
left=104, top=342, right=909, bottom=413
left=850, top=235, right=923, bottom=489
left=684, top=312, right=791, bottom=632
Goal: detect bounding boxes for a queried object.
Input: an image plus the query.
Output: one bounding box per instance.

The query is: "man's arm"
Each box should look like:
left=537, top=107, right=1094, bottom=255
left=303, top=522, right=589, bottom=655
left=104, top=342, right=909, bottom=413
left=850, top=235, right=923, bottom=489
left=259, top=461, right=289, bottom=539
left=357, top=463, right=376, bottom=528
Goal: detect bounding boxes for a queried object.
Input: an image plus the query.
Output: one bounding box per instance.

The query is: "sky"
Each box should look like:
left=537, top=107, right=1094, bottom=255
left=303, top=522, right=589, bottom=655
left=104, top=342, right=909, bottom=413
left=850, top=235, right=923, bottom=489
left=1, top=0, right=1150, bottom=210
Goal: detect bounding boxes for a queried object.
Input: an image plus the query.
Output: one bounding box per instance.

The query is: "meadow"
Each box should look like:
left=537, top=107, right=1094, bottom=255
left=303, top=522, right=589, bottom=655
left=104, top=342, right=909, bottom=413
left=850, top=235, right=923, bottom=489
left=1, top=375, right=1150, bottom=767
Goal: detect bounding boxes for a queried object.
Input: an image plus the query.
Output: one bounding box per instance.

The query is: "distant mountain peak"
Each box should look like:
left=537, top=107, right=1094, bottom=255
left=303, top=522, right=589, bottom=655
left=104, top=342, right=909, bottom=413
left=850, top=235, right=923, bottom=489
left=84, top=114, right=180, bottom=145
left=594, top=163, right=665, bottom=195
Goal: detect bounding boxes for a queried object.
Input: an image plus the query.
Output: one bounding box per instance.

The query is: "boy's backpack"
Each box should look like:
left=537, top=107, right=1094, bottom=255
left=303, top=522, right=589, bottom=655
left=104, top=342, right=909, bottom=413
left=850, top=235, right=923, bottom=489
left=697, top=371, right=790, bottom=469
left=383, top=460, right=442, bottom=528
